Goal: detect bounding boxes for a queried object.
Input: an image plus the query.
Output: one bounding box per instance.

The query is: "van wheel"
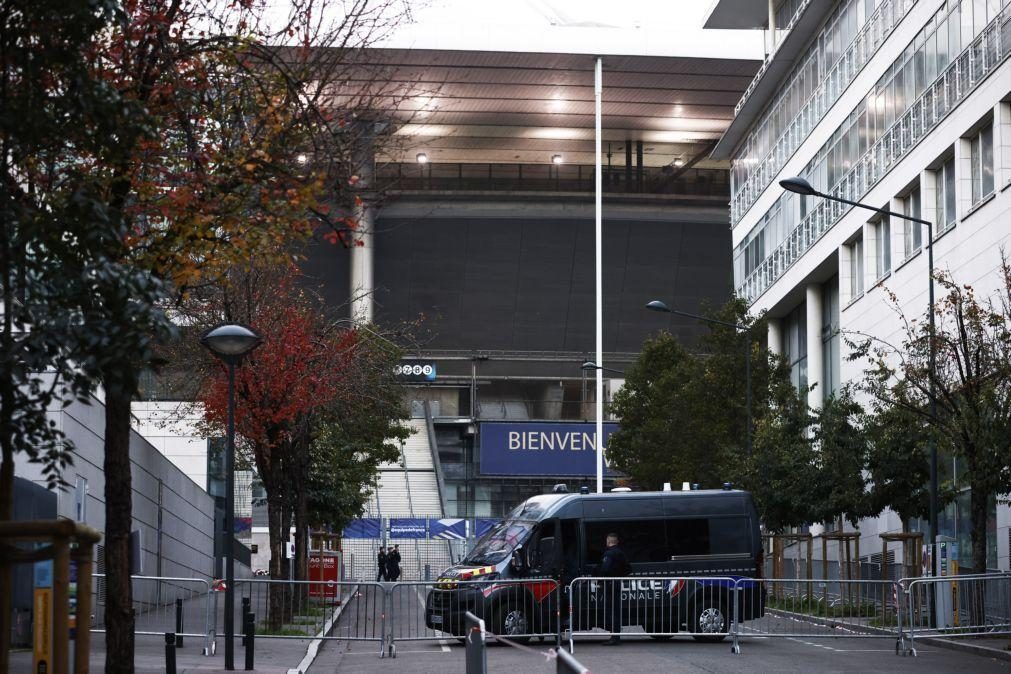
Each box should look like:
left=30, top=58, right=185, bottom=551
left=492, top=600, right=531, bottom=645
left=691, top=600, right=728, bottom=643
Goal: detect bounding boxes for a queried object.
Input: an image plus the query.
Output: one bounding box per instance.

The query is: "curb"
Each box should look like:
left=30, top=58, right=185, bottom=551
left=915, top=635, right=1011, bottom=661
left=287, top=584, right=358, bottom=674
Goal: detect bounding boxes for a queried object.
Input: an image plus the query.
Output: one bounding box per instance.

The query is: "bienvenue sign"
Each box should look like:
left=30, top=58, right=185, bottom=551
left=479, top=422, right=620, bottom=476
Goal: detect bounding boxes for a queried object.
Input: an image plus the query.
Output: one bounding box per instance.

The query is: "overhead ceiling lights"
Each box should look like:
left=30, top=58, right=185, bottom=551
left=416, top=152, right=429, bottom=164
left=296, top=153, right=308, bottom=164
left=551, top=154, right=563, bottom=164
left=672, top=157, right=684, bottom=167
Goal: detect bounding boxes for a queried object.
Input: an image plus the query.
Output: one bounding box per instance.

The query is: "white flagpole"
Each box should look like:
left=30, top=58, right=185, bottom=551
left=595, top=56, right=604, bottom=494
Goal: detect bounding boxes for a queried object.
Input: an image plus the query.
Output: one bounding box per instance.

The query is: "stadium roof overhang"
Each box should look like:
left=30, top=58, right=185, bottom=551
left=340, top=48, right=761, bottom=169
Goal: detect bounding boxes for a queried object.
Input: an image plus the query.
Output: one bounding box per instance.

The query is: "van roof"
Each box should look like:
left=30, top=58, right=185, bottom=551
left=507, top=488, right=754, bottom=521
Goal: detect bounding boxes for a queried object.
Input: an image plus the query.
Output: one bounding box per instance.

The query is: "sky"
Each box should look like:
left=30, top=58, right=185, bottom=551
left=374, top=0, right=765, bottom=60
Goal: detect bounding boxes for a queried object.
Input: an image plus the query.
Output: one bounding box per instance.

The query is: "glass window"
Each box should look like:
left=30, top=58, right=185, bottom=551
left=936, top=156, right=957, bottom=230
left=850, top=234, right=865, bottom=298
left=875, top=215, right=891, bottom=278
left=783, top=303, right=808, bottom=394
left=903, top=187, right=922, bottom=258
left=585, top=520, right=669, bottom=564
left=666, top=519, right=711, bottom=557
left=970, top=124, right=995, bottom=204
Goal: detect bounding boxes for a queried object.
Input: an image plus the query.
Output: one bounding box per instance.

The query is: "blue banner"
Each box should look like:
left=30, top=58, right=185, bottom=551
left=389, top=518, right=427, bottom=539
left=479, top=422, right=620, bottom=476
left=430, top=518, right=467, bottom=540
left=342, top=518, right=382, bottom=539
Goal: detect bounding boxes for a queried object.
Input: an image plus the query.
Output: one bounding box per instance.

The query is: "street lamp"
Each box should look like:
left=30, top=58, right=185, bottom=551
left=645, top=300, right=752, bottom=456
left=200, top=323, right=262, bottom=671
left=581, top=361, right=626, bottom=376
left=779, top=176, right=938, bottom=568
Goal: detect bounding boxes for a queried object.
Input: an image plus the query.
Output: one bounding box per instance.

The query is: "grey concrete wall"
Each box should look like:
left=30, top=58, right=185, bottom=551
left=14, top=393, right=216, bottom=579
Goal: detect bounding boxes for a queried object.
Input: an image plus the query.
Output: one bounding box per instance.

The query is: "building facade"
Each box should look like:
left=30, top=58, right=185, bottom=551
left=711, top=0, right=1011, bottom=570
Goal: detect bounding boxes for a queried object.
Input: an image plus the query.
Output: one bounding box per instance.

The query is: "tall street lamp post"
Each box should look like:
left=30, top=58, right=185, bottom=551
left=779, top=176, right=938, bottom=568
left=645, top=300, right=752, bottom=456
left=201, top=324, right=263, bottom=671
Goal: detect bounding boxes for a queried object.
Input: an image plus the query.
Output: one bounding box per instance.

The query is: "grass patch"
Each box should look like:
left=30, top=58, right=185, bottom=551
left=766, top=595, right=880, bottom=619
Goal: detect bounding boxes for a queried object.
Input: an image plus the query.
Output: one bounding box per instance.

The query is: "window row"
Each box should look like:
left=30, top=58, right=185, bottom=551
left=732, top=0, right=1010, bottom=227
left=844, top=126, right=993, bottom=305
left=733, top=1, right=1009, bottom=303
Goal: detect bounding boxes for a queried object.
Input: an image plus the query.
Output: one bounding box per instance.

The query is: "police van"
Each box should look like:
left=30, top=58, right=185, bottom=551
left=424, top=486, right=765, bottom=641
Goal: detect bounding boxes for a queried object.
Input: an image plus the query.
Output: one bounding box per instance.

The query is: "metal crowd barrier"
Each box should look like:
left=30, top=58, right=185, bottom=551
left=234, top=578, right=386, bottom=654
left=902, top=572, right=1011, bottom=655
left=748, top=577, right=902, bottom=643
left=387, top=578, right=562, bottom=657
left=567, top=576, right=744, bottom=653
left=90, top=574, right=215, bottom=656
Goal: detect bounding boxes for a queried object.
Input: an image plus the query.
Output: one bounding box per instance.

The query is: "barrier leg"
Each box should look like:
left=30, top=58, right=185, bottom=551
left=165, top=633, right=177, bottom=674
left=244, top=612, right=255, bottom=671
left=731, top=584, right=741, bottom=655
left=175, top=598, right=184, bottom=648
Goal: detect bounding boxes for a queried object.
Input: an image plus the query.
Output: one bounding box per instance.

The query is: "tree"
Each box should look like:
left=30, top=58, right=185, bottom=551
left=861, top=400, right=934, bottom=529
left=0, top=1, right=172, bottom=668
left=195, top=264, right=410, bottom=627
left=850, top=259, right=1011, bottom=574
left=607, top=298, right=796, bottom=495
left=809, top=392, right=871, bottom=527
left=75, top=2, right=417, bottom=665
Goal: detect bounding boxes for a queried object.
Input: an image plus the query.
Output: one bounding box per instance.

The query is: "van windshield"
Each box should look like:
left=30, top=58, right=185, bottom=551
left=462, top=521, right=535, bottom=565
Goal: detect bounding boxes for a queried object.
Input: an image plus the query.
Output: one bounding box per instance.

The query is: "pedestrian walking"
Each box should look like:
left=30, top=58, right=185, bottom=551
left=387, top=544, right=402, bottom=582
left=377, top=546, right=388, bottom=581
left=598, top=532, right=630, bottom=645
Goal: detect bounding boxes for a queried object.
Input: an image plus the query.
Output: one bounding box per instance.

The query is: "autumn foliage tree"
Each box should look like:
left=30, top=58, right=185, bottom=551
left=196, top=265, right=408, bottom=628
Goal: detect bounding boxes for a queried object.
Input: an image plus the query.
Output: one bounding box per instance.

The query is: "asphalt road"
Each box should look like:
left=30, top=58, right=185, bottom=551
left=306, top=585, right=1011, bottom=673
left=308, top=633, right=1011, bottom=673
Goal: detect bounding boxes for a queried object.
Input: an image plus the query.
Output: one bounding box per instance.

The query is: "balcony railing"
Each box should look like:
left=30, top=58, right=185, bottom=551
left=737, top=7, right=1010, bottom=303
left=376, top=163, right=730, bottom=198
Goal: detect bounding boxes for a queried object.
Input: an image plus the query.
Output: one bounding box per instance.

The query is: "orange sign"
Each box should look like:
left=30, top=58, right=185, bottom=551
left=33, top=587, right=51, bottom=673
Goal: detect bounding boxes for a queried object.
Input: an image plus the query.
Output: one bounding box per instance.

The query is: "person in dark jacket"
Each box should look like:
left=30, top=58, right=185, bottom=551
left=598, top=533, right=630, bottom=645
left=377, top=546, right=388, bottom=581
left=387, top=544, right=402, bottom=581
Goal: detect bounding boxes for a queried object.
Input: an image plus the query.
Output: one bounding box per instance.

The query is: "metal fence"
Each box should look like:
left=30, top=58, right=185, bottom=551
left=902, top=572, right=1011, bottom=655
left=90, top=574, right=215, bottom=655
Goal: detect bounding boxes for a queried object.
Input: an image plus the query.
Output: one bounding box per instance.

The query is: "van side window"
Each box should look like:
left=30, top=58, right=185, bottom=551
left=666, top=518, right=710, bottom=556
left=709, top=517, right=751, bottom=555
left=584, top=520, right=667, bottom=564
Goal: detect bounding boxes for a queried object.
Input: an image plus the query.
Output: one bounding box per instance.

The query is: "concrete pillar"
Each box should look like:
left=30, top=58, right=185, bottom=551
left=767, top=317, right=783, bottom=356
left=350, top=125, right=376, bottom=325
left=805, top=284, right=823, bottom=409
left=954, top=136, right=973, bottom=224
left=890, top=196, right=907, bottom=265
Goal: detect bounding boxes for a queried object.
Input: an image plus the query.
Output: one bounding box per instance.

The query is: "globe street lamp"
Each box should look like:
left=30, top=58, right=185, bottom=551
left=779, top=176, right=938, bottom=571
left=581, top=361, right=626, bottom=377
left=645, top=300, right=752, bottom=456
left=200, top=324, right=262, bottom=670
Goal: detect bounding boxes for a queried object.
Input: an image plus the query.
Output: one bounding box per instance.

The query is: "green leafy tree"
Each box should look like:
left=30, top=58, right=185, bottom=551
left=861, top=401, right=936, bottom=529
left=850, top=259, right=1011, bottom=574
left=810, top=392, right=872, bottom=527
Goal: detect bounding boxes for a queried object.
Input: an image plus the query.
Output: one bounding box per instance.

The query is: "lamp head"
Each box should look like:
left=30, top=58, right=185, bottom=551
left=645, top=300, right=671, bottom=313
left=581, top=361, right=599, bottom=371
left=200, top=324, right=263, bottom=359
left=779, top=176, right=819, bottom=196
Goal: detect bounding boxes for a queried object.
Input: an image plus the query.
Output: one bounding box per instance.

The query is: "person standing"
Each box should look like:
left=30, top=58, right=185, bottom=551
left=598, top=533, right=630, bottom=645
left=377, top=546, right=388, bottom=581
left=387, top=544, right=402, bottom=581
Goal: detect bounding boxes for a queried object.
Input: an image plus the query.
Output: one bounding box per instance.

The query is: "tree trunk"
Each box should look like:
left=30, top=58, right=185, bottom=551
left=103, top=383, right=135, bottom=674
left=0, top=443, right=12, bottom=674
left=266, top=494, right=289, bottom=631
left=967, top=486, right=988, bottom=626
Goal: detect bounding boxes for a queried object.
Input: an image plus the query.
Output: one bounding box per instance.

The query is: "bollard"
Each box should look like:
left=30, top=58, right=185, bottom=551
left=244, top=612, right=255, bottom=671
left=241, top=597, right=251, bottom=646
left=175, top=598, right=184, bottom=648
left=464, top=611, right=487, bottom=674
left=165, top=633, right=177, bottom=674
left=554, top=647, right=589, bottom=674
